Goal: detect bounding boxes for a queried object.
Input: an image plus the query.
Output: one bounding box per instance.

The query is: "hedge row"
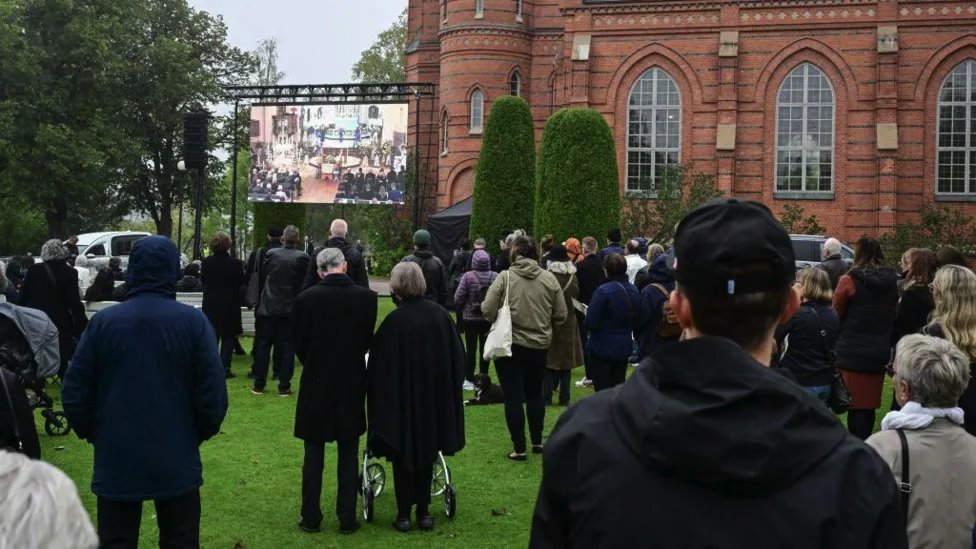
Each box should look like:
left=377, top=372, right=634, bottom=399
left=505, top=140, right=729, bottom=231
left=251, top=203, right=308, bottom=248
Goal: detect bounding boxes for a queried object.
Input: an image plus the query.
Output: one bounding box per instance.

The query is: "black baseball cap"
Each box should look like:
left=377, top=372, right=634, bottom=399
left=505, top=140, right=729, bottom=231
left=268, top=226, right=284, bottom=238
left=673, top=199, right=795, bottom=297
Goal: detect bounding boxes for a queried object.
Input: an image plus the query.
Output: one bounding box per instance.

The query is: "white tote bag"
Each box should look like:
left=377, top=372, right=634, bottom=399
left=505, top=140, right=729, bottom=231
left=483, top=271, right=513, bottom=361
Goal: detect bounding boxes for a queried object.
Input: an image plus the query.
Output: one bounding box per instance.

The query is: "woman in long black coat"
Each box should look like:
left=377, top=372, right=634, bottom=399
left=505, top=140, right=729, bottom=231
left=368, top=262, right=465, bottom=533
left=19, top=240, right=87, bottom=375
left=201, top=233, right=245, bottom=378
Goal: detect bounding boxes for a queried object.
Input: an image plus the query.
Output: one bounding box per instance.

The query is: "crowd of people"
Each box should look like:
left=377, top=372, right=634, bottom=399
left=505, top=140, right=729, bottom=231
left=1, top=199, right=976, bottom=547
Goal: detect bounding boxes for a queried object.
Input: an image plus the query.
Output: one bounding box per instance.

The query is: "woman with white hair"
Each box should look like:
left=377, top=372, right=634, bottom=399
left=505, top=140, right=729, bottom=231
left=0, top=450, right=98, bottom=549
left=866, top=334, right=976, bottom=549
left=19, top=239, right=88, bottom=375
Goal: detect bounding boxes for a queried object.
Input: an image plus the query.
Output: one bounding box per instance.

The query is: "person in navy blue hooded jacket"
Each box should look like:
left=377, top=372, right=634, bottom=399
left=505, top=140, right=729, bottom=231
left=635, top=253, right=680, bottom=360
left=62, top=236, right=228, bottom=549
left=583, top=253, right=640, bottom=391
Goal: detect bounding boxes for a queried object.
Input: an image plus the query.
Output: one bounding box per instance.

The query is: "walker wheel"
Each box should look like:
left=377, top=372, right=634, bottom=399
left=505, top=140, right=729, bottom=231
left=366, top=463, right=386, bottom=498
left=431, top=461, right=449, bottom=497
left=44, top=412, right=71, bottom=436
left=444, top=484, right=456, bottom=519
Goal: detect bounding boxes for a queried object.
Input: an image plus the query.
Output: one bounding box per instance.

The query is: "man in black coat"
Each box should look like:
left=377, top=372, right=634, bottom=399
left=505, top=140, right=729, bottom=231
left=574, top=236, right=606, bottom=388
left=531, top=199, right=907, bottom=548
left=302, top=219, right=369, bottom=291
left=252, top=226, right=309, bottom=396
left=293, top=248, right=377, bottom=534
left=245, top=227, right=283, bottom=378
left=399, top=230, right=446, bottom=306
left=819, top=237, right=849, bottom=289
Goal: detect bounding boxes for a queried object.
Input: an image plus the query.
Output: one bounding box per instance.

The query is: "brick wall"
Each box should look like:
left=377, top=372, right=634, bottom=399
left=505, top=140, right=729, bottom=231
left=408, top=0, right=976, bottom=242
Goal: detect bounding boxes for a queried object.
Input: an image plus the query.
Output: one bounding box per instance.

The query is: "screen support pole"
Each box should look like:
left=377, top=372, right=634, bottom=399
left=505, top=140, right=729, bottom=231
left=230, top=100, right=240, bottom=258
left=413, top=90, right=422, bottom=232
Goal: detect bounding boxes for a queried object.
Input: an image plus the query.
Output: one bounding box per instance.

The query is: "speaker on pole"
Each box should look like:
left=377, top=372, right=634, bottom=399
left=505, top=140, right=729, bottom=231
left=184, top=108, right=210, bottom=259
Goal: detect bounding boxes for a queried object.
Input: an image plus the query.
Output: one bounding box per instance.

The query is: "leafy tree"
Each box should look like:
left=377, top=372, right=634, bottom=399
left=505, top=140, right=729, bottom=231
left=252, top=38, right=285, bottom=86
left=535, top=108, right=620, bottom=244
left=621, top=164, right=724, bottom=245
left=879, top=203, right=976, bottom=264
left=469, top=97, right=536, bottom=254
left=118, top=0, right=256, bottom=238
left=0, top=0, right=135, bottom=238
left=351, top=7, right=406, bottom=82
left=778, top=204, right=826, bottom=236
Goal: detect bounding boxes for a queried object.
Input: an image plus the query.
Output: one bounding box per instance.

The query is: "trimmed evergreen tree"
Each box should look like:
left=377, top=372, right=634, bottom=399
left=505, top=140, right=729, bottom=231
left=535, top=108, right=621, bottom=244
left=469, top=96, right=536, bottom=254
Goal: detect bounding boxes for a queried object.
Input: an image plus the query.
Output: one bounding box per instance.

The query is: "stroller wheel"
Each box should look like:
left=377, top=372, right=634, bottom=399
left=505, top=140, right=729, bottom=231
left=25, top=389, right=41, bottom=408
left=444, top=484, right=457, bottom=519
left=366, top=463, right=386, bottom=498
left=431, top=461, right=449, bottom=497
left=44, top=411, right=71, bottom=436
left=363, top=487, right=375, bottom=523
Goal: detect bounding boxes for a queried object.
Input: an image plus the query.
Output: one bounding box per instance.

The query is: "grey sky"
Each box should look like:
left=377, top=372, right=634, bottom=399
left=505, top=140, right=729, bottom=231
left=188, top=0, right=406, bottom=84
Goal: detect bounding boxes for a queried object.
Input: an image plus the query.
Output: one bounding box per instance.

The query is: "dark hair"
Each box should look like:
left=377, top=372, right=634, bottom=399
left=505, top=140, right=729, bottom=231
left=210, top=232, right=232, bottom=254
left=540, top=234, right=554, bottom=252
left=184, top=263, right=200, bottom=277
left=109, top=256, right=122, bottom=269
left=607, top=228, right=622, bottom=243
left=853, top=237, right=884, bottom=270
left=510, top=235, right=539, bottom=262
left=603, top=253, right=627, bottom=276
left=905, top=249, right=938, bottom=290
left=458, top=237, right=471, bottom=251
left=936, top=245, right=968, bottom=269
left=683, top=285, right=792, bottom=351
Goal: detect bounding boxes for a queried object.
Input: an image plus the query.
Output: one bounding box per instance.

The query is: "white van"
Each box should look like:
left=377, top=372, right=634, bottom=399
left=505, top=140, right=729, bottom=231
left=75, top=231, right=152, bottom=269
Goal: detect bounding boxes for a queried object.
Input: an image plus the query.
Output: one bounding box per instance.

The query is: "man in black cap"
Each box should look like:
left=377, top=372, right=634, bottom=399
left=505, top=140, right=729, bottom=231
left=399, top=230, right=446, bottom=306
left=531, top=199, right=907, bottom=547
left=598, top=227, right=624, bottom=260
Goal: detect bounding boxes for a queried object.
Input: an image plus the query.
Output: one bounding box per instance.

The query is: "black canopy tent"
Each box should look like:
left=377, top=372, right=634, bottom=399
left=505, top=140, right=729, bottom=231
left=427, top=198, right=472, bottom=266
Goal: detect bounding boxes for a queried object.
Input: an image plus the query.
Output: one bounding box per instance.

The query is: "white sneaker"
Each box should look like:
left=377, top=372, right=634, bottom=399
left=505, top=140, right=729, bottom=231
left=575, top=377, right=593, bottom=388
left=462, top=380, right=475, bottom=391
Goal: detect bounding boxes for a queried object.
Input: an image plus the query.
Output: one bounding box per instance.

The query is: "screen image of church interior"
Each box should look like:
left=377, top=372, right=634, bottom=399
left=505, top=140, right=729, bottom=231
left=247, top=104, right=409, bottom=205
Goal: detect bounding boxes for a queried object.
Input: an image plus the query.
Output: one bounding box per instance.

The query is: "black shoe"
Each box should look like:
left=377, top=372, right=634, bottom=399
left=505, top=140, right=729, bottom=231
left=417, top=514, right=434, bottom=531
left=250, top=386, right=264, bottom=395
left=338, top=521, right=361, bottom=534
left=393, top=517, right=411, bottom=533
left=278, top=388, right=294, bottom=397
left=297, top=519, right=320, bottom=533
left=532, top=444, right=544, bottom=454
left=225, top=370, right=236, bottom=379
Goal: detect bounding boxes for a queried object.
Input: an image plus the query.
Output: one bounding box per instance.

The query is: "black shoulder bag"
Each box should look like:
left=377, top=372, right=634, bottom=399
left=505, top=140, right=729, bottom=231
left=896, top=429, right=911, bottom=520
left=812, top=308, right=851, bottom=414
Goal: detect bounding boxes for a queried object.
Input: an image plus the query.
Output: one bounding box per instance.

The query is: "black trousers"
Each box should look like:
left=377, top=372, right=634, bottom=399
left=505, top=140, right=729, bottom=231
left=590, top=356, right=627, bottom=392
left=543, top=369, right=571, bottom=405
left=252, top=315, right=295, bottom=391
left=463, top=320, right=491, bottom=381
left=393, top=462, right=433, bottom=519
left=495, top=345, right=547, bottom=453
left=576, top=311, right=592, bottom=380
left=97, top=489, right=200, bottom=549
left=301, top=439, right=359, bottom=528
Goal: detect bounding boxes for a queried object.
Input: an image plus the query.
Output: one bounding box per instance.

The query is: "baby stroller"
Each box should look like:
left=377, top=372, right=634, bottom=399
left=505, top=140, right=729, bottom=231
left=0, top=303, right=71, bottom=436
left=360, top=448, right=457, bottom=523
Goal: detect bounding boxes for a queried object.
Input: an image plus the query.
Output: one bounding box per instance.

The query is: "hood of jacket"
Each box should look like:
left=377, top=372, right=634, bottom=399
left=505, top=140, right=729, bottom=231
left=127, top=236, right=180, bottom=298
left=647, top=254, right=674, bottom=284
left=849, top=267, right=898, bottom=291
left=547, top=261, right=576, bottom=275
left=472, top=250, right=491, bottom=271
left=510, top=256, right=543, bottom=280
left=611, top=337, right=847, bottom=496
left=412, top=248, right=434, bottom=260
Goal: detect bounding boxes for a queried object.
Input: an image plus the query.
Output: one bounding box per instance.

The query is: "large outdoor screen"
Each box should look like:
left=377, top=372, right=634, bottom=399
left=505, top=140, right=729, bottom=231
left=248, top=104, right=409, bottom=205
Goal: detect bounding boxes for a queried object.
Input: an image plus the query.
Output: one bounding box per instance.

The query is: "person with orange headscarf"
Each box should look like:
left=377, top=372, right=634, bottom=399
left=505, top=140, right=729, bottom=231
left=564, top=238, right=583, bottom=264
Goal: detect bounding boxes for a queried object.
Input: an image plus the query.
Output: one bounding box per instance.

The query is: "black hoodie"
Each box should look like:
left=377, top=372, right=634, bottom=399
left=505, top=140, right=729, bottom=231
left=531, top=337, right=906, bottom=548
left=302, top=236, right=369, bottom=291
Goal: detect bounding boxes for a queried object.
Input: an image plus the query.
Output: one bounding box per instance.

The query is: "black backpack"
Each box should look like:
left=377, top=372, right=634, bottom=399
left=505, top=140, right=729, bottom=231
left=467, top=273, right=492, bottom=316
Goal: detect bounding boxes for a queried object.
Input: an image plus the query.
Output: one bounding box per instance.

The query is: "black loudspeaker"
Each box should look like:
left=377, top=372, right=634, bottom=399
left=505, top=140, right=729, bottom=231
left=183, top=109, right=210, bottom=171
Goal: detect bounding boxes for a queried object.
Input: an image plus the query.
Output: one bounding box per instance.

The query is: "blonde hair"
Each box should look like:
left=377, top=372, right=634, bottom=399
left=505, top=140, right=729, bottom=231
left=797, top=267, right=833, bottom=302
left=390, top=262, right=426, bottom=299
left=931, top=265, right=976, bottom=360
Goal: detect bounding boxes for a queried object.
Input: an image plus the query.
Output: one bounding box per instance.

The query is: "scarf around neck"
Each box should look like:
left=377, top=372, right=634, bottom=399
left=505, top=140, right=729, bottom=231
left=880, top=401, right=965, bottom=431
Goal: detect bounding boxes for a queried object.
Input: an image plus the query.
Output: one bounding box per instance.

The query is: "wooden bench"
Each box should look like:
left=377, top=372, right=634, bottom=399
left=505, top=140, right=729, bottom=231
left=85, top=294, right=256, bottom=336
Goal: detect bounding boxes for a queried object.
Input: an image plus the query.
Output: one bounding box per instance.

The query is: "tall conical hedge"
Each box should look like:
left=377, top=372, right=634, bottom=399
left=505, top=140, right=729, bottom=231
left=535, top=108, right=620, bottom=243
left=469, top=96, right=536, bottom=255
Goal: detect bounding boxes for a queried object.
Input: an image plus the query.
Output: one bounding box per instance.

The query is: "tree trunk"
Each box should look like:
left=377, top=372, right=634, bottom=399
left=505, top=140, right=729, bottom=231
left=155, top=209, right=174, bottom=238
left=45, top=190, right=69, bottom=239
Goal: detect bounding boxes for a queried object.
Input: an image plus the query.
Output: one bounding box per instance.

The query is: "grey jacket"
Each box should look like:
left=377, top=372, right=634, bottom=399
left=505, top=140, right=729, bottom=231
left=867, top=418, right=976, bottom=549
left=257, top=246, right=310, bottom=318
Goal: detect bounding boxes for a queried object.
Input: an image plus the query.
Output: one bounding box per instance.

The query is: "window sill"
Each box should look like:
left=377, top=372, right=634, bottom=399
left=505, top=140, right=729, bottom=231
left=440, top=151, right=449, bottom=157
left=773, top=191, right=835, bottom=200
left=935, top=193, right=976, bottom=202
left=474, top=13, right=483, bottom=20
left=515, top=15, right=523, bottom=23
left=469, top=129, right=483, bottom=135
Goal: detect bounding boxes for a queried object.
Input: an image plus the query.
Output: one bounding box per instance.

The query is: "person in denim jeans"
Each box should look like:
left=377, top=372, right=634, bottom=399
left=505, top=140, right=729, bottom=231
left=774, top=267, right=839, bottom=405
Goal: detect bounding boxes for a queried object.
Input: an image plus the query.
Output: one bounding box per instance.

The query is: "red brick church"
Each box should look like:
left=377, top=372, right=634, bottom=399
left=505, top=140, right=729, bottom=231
left=406, top=0, right=976, bottom=240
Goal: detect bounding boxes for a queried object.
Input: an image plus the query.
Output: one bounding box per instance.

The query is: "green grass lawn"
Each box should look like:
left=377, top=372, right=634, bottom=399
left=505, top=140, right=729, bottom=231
left=35, top=303, right=894, bottom=548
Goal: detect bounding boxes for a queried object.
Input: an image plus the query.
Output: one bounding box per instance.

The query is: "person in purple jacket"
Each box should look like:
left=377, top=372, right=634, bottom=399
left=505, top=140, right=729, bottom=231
left=454, top=250, right=498, bottom=389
